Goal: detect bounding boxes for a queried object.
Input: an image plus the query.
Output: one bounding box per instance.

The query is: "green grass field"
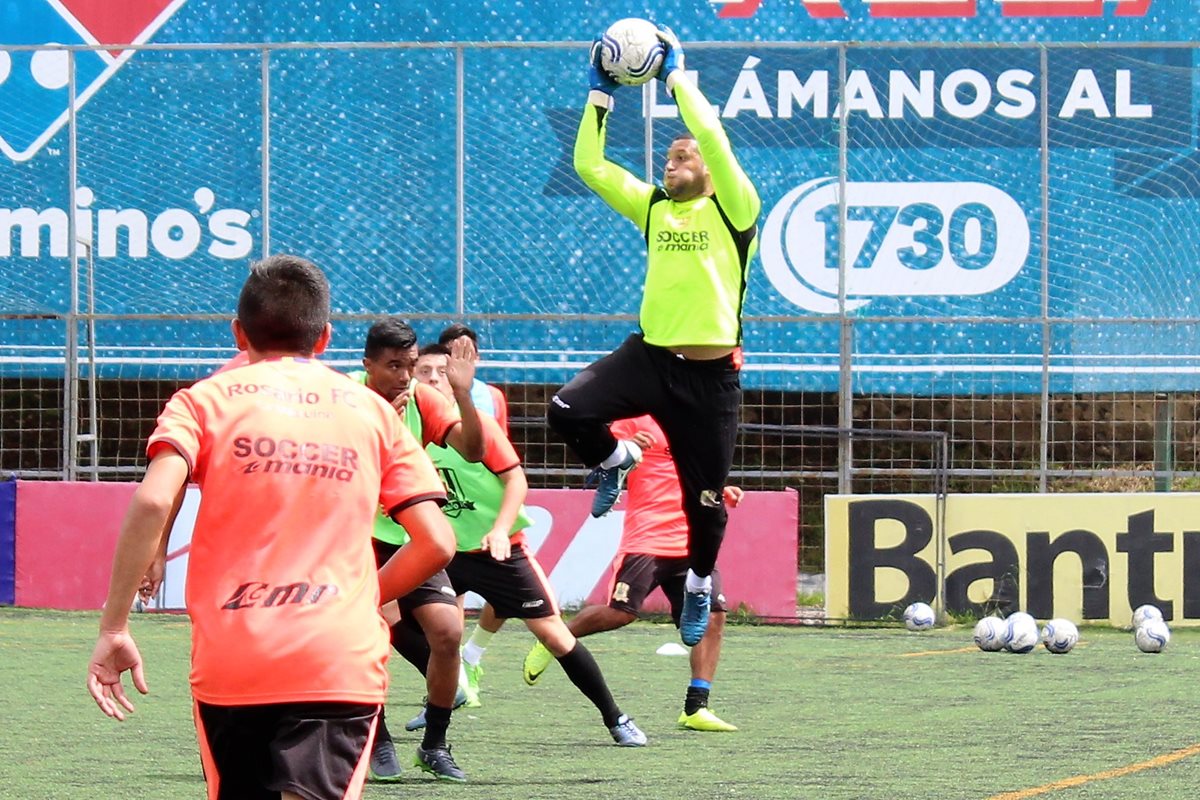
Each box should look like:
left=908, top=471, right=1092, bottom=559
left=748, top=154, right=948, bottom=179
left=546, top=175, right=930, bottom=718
left=3, top=607, right=1199, bottom=800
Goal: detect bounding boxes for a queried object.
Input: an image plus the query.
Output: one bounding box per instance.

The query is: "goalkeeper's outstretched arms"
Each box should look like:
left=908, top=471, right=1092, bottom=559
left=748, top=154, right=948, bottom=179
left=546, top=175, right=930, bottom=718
left=573, top=37, right=657, bottom=226
left=656, top=27, right=761, bottom=233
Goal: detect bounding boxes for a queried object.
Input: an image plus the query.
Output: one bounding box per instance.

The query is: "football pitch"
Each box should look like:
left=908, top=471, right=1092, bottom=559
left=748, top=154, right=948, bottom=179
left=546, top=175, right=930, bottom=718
left=3, top=607, right=1198, bottom=800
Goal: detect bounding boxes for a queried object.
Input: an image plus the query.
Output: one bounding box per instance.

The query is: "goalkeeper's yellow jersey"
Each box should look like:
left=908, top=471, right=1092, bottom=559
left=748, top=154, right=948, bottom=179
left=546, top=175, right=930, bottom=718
left=573, top=75, right=760, bottom=348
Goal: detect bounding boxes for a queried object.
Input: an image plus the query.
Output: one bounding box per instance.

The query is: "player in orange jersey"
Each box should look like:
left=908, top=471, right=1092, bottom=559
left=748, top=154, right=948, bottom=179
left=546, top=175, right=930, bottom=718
left=87, top=255, right=456, bottom=800
left=523, top=414, right=741, bottom=732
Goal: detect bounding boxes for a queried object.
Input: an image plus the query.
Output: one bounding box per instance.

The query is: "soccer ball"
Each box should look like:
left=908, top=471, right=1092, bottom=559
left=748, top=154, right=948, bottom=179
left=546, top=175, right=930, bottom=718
left=1135, top=619, right=1171, bottom=653
left=1131, top=604, right=1163, bottom=629
left=973, top=617, right=1007, bottom=652
left=903, top=601, right=936, bottom=631
left=597, top=18, right=665, bottom=86
left=1005, top=612, right=1039, bottom=653
left=1041, top=619, right=1079, bottom=654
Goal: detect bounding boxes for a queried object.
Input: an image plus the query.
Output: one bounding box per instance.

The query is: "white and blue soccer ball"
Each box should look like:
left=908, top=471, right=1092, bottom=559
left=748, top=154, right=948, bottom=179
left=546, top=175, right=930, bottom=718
left=1005, top=612, right=1040, bottom=653
left=973, top=616, right=1007, bottom=652
left=903, top=601, right=936, bottom=631
left=598, top=18, right=666, bottom=86
left=1132, top=604, right=1163, bottom=629
left=1135, top=618, right=1171, bottom=653
left=1041, top=619, right=1079, bottom=654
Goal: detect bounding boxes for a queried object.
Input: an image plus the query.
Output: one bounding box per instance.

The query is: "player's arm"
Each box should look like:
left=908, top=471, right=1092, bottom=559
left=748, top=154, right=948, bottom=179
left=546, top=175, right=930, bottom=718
left=659, top=32, right=760, bottom=232
left=441, top=337, right=485, bottom=462
left=139, top=483, right=186, bottom=601
left=574, top=43, right=657, bottom=226
left=87, top=450, right=189, bottom=720
left=480, top=465, right=529, bottom=562
left=379, top=500, right=456, bottom=603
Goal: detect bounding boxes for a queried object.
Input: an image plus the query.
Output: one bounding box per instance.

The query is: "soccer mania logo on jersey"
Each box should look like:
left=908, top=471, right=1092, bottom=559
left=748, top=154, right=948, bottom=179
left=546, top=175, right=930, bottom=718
left=0, top=0, right=186, bottom=162
left=710, top=0, right=1152, bottom=18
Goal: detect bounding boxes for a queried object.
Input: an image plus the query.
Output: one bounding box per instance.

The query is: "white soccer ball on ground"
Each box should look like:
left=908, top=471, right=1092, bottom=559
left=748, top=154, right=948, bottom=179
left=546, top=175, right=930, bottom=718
left=903, top=601, right=936, bottom=631
left=597, top=18, right=666, bottom=86
left=1041, top=619, right=1079, bottom=654
left=1005, top=612, right=1040, bottom=653
left=973, top=616, right=1007, bottom=652
left=1135, top=618, right=1171, bottom=653
left=1132, top=604, right=1163, bottom=629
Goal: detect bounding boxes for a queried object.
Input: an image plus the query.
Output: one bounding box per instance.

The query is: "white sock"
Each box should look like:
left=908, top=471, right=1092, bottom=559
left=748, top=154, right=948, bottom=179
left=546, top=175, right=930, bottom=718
left=468, top=626, right=494, bottom=648
left=462, top=640, right=487, bottom=666
left=686, top=570, right=712, bottom=593
left=599, top=441, right=628, bottom=470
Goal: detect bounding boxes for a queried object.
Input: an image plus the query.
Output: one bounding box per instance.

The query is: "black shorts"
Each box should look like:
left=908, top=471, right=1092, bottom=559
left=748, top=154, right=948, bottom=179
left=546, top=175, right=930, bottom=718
left=444, top=541, right=559, bottom=619
left=195, top=700, right=379, bottom=800
left=372, top=538, right=458, bottom=611
left=608, top=554, right=726, bottom=625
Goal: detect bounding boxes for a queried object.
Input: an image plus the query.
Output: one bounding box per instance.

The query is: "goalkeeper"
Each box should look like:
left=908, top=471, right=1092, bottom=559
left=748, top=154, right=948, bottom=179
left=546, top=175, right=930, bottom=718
left=547, top=27, right=760, bottom=648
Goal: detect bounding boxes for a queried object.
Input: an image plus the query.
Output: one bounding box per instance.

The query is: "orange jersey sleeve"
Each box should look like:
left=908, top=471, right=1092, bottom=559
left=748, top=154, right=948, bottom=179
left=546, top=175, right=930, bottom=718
left=611, top=416, right=688, bottom=558
left=412, top=383, right=460, bottom=447
left=478, top=413, right=520, bottom=474
left=147, top=357, right=445, bottom=707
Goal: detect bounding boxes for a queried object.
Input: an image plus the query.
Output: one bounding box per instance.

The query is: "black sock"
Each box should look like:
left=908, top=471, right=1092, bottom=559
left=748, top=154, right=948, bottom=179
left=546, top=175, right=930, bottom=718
left=420, top=703, right=453, bottom=750
left=685, top=686, right=710, bottom=716
left=556, top=641, right=622, bottom=728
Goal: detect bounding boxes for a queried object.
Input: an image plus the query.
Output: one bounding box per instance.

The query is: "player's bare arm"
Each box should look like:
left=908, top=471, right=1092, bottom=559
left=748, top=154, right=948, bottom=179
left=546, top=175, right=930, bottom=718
left=480, top=466, right=530, bottom=562
left=629, top=430, right=657, bottom=451
left=378, top=500, right=456, bottom=603
left=87, top=450, right=188, bottom=720
left=138, top=481, right=186, bottom=601
left=442, top=337, right=485, bottom=461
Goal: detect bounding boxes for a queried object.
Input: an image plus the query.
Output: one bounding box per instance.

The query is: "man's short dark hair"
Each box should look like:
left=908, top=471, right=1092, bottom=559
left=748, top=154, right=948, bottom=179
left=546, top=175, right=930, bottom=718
left=672, top=131, right=697, bottom=145
left=419, top=343, right=451, bottom=358
left=364, top=318, right=418, bottom=360
left=236, top=254, right=330, bottom=354
left=438, top=323, right=478, bottom=346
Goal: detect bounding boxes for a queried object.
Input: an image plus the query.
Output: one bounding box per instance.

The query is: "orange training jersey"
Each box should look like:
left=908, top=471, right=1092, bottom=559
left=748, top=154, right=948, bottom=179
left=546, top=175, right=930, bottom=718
left=611, top=416, right=687, bottom=558
left=412, top=382, right=460, bottom=447
left=147, top=357, right=446, bottom=706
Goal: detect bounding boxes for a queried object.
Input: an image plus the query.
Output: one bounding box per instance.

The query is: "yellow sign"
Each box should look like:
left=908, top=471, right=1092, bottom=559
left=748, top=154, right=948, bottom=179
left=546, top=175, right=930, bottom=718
left=825, top=493, right=1200, bottom=627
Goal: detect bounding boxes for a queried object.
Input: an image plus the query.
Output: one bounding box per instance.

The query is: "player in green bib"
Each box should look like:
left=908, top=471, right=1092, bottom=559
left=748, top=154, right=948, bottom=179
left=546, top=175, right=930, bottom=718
left=350, top=319, right=485, bottom=784
left=547, top=27, right=760, bottom=649
left=414, top=345, right=648, bottom=748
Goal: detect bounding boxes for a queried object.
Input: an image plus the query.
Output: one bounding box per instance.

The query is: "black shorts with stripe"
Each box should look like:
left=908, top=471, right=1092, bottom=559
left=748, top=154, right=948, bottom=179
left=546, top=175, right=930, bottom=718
left=372, top=537, right=458, bottom=611
left=444, top=542, right=559, bottom=619
left=608, top=554, right=726, bottom=625
left=195, top=700, right=378, bottom=800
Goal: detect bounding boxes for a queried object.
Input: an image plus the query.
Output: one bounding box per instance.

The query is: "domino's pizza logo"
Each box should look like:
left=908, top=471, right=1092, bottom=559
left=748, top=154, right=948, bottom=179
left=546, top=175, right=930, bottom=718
left=0, top=0, right=186, bottom=162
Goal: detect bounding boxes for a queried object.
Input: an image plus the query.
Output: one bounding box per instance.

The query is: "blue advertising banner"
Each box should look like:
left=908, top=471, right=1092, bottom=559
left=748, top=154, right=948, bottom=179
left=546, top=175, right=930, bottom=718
left=1, top=1, right=1198, bottom=393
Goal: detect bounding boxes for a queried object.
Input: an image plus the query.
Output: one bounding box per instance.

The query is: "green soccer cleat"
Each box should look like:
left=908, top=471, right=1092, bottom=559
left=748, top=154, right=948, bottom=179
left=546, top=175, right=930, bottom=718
left=523, top=641, right=554, bottom=686
left=460, top=659, right=483, bottom=708
left=677, top=708, right=738, bottom=732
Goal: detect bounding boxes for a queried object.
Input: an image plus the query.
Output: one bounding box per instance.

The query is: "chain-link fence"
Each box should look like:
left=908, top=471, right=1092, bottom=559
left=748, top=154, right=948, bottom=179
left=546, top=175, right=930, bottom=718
left=3, top=41, right=1199, bottom=581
